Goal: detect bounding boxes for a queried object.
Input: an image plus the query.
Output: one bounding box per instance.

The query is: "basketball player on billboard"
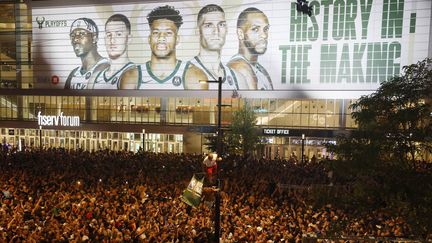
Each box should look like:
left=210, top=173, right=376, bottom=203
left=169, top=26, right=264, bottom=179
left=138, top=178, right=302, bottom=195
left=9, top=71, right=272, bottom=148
left=228, top=8, right=274, bottom=90
left=90, top=14, right=136, bottom=89
left=121, top=5, right=206, bottom=89
left=189, top=4, right=242, bottom=90
left=65, top=17, right=109, bottom=89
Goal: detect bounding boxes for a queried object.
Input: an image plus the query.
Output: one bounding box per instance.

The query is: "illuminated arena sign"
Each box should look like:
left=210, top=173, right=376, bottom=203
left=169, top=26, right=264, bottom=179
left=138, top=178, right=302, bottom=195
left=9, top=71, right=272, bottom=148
left=31, top=0, right=431, bottom=98
left=263, top=128, right=290, bottom=136
left=37, top=111, right=80, bottom=127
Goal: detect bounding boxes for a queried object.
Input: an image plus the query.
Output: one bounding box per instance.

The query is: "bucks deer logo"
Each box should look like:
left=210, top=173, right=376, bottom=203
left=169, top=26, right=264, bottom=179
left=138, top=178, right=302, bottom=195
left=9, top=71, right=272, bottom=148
left=36, top=17, right=45, bottom=29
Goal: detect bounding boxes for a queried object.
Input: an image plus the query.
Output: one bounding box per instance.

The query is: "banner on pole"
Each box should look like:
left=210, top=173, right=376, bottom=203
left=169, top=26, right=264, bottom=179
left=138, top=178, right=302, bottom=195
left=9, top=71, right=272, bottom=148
left=181, top=174, right=204, bottom=208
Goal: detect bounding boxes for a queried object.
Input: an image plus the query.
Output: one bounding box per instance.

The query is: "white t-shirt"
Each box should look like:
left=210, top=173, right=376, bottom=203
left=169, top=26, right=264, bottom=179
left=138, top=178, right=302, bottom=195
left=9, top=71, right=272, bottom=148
left=203, top=155, right=217, bottom=167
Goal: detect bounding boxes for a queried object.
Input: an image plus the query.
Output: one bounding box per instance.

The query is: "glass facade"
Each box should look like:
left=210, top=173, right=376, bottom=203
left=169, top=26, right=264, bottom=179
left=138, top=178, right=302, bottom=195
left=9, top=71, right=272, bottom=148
left=0, top=95, right=355, bottom=129
left=0, top=2, right=32, bottom=89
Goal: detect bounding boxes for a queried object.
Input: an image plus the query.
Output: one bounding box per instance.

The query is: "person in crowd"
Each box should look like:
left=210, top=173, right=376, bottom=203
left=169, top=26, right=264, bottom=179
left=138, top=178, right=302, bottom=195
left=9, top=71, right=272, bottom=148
left=202, top=153, right=218, bottom=184
left=0, top=148, right=421, bottom=241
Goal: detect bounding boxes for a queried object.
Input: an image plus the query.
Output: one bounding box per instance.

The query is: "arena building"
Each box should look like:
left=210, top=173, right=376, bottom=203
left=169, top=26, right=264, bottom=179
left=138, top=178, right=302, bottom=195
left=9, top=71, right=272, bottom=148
left=0, top=0, right=431, bottom=159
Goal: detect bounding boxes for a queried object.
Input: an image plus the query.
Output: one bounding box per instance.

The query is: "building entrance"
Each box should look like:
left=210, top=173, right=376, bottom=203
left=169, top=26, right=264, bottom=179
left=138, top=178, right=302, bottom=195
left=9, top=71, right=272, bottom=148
left=262, top=136, right=334, bottom=161
left=0, top=128, right=184, bottom=154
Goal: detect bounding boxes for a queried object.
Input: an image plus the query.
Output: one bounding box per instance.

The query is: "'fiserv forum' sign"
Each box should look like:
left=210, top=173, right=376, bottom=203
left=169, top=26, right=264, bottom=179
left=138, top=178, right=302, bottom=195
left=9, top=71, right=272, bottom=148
left=37, top=112, right=80, bottom=127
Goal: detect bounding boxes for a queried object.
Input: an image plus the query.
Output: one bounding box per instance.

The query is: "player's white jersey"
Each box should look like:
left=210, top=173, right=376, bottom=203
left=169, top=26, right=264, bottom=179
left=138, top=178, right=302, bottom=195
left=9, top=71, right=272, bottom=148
left=138, top=60, right=189, bottom=90
left=230, top=54, right=273, bottom=90
left=190, top=56, right=238, bottom=90
left=65, top=58, right=109, bottom=89
left=91, top=62, right=135, bottom=89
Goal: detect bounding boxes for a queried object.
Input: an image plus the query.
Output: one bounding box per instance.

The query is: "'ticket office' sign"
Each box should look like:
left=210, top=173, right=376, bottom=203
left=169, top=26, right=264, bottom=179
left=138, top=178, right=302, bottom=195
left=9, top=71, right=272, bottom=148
left=263, top=128, right=290, bottom=136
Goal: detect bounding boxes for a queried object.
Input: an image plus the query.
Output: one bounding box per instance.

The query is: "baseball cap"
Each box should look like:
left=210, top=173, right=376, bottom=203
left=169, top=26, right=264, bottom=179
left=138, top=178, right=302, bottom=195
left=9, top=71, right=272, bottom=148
left=70, top=18, right=99, bottom=37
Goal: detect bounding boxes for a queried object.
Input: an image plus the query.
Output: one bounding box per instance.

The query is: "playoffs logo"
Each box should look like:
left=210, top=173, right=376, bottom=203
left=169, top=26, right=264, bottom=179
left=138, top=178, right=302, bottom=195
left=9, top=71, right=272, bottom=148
left=35, top=16, right=67, bottom=29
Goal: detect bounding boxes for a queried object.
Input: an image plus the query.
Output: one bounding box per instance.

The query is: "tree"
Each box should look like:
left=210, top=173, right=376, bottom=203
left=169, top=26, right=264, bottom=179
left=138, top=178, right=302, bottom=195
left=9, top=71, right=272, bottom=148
left=204, top=131, right=232, bottom=155
left=349, top=58, right=432, bottom=163
left=204, top=100, right=260, bottom=158
left=322, top=58, right=432, bottom=238
left=227, top=101, right=260, bottom=158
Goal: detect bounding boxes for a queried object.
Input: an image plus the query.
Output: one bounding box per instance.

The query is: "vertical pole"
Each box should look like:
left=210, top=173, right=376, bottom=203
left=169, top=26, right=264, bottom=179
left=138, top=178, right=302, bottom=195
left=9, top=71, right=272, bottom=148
left=217, top=76, right=222, bottom=156
left=142, top=129, right=146, bottom=152
left=301, top=134, right=305, bottom=164
left=215, top=76, right=222, bottom=243
left=39, top=126, right=42, bottom=150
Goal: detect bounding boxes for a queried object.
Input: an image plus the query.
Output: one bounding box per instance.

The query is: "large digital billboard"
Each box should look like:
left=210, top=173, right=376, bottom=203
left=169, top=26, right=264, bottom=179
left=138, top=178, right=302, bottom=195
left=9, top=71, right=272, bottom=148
left=32, top=0, right=431, bottom=97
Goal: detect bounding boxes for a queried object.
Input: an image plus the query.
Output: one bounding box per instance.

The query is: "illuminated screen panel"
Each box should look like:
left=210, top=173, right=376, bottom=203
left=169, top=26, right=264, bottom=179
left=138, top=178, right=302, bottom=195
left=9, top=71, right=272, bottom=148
left=31, top=0, right=431, bottom=98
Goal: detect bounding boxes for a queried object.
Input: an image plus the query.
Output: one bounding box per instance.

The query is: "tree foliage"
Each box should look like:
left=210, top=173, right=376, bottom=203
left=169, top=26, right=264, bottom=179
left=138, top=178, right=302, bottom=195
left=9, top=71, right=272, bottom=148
left=204, top=101, right=260, bottom=158
left=323, top=58, right=432, bottom=238
left=349, top=58, right=432, bottom=162
left=227, top=101, right=260, bottom=158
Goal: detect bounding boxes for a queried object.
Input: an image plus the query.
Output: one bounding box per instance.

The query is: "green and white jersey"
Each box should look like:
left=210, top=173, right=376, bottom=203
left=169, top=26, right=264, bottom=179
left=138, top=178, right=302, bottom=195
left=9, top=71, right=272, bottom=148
left=138, top=60, right=189, bottom=90
left=92, top=62, right=135, bottom=89
left=230, top=54, right=273, bottom=90
left=65, top=58, right=109, bottom=89
left=190, top=56, right=238, bottom=90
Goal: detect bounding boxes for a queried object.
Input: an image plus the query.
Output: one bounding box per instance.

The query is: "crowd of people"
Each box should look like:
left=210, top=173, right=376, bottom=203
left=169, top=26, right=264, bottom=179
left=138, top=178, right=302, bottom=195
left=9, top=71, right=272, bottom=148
left=0, top=148, right=428, bottom=242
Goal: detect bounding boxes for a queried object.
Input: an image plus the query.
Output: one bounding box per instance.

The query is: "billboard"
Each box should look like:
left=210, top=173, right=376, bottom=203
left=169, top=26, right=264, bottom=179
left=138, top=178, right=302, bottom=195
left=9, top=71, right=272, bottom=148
left=31, top=0, right=431, bottom=97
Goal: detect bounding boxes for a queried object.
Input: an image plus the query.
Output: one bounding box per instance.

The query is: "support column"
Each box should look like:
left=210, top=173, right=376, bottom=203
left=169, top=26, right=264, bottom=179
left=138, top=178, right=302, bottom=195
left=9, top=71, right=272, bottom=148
left=15, top=2, right=31, bottom=119
left=339, top=99, right=346, bottom=129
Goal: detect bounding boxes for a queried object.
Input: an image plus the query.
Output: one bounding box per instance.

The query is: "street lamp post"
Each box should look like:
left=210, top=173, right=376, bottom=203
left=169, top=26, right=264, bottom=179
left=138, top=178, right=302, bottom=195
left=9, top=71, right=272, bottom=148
left=201, top=76, right=222, bottom=243
left=39, top=126, right=42, bottom=149
left=301, top=134, right=305, bottom=164
left=142, top=129, right=146, bottom=152
left=215, top=76, right=222, bottom=243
